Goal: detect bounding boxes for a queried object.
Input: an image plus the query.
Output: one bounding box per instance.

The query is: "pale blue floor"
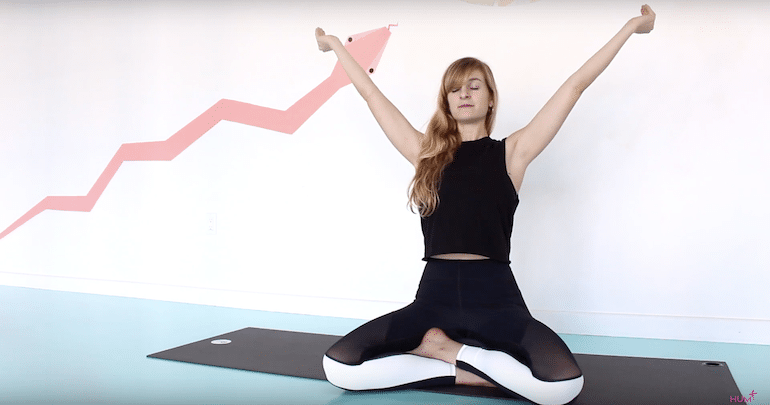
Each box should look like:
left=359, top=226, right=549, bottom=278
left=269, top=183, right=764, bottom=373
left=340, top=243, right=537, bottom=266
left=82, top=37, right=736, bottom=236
left=1, top=285, right=768, bottom=405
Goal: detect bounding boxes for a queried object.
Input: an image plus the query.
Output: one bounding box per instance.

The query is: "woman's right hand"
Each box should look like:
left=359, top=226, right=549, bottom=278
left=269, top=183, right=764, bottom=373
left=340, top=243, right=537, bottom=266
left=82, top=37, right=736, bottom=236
left=315, top=27, right=341, bottom=52
left=313, top=27, right=421, bottom=166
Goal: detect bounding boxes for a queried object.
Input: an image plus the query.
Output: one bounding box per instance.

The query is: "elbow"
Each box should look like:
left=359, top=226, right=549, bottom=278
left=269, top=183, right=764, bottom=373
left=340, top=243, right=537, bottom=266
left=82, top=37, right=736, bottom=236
left=575, top=84, right=587, bottom=97
left=361, top=88, right=376, bottom=103
left=565, top=75, right=589, bottom=98
left=565, top=82, right=586, bottom=106
left=357, top=81, right=378, bottom=103
left=571, top=80, right=588, bottom=98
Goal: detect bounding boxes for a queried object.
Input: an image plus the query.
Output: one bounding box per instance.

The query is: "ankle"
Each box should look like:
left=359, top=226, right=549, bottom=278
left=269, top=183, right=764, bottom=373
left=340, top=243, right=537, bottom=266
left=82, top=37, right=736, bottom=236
left=456, top=368, right=495, bottom=387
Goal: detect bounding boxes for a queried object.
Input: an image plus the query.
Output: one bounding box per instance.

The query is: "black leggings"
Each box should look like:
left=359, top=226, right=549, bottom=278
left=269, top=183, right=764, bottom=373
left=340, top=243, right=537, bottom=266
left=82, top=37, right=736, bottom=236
left=323, top=258, right=583, bottom=400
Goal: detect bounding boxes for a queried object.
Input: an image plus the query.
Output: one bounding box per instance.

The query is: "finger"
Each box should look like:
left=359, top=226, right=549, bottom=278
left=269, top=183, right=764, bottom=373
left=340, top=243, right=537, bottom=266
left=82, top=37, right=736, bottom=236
left=641, top=4, right=655, bottom=17
left=315, top=27, right=325, bottom=37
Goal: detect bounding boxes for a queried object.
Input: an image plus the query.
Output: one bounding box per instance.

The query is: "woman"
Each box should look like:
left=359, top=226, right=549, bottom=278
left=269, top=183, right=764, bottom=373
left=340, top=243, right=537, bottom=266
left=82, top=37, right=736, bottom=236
left=316, top=5, right=655, bottom=405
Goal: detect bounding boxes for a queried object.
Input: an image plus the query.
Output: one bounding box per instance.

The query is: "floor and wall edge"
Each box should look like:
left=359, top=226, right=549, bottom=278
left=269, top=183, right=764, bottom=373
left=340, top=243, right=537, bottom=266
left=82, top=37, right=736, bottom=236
left=3, top=271, right=768, bottom=346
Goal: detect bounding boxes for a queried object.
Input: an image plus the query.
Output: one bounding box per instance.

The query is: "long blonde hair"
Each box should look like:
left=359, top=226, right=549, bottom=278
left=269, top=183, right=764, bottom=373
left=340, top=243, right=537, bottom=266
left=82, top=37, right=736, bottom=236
left=408, top=57, right=499, bottom=217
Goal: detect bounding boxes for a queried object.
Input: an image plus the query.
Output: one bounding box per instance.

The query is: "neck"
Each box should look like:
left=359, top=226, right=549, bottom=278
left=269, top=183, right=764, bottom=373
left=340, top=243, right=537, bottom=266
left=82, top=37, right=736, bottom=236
left=457, top=121, right=488, bottom=142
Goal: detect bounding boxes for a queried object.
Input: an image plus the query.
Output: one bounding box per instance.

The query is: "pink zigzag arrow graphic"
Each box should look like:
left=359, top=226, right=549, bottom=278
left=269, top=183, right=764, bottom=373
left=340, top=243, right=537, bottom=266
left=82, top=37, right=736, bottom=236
left=1, top=25, right=395, bottom=241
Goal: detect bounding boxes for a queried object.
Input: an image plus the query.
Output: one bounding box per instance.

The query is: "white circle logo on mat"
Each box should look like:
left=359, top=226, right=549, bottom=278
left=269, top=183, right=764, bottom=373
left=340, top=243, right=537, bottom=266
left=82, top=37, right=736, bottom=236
left=211, top=339, right=232, bottom=345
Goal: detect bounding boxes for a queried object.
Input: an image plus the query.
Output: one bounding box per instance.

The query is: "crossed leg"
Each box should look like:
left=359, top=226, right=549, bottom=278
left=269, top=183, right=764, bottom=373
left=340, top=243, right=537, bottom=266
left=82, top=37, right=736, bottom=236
left=407, top=327, right=494, bottom=387
left=406, top=326, right=584, bottom=403
left=323, top=304, right=584, bottom=405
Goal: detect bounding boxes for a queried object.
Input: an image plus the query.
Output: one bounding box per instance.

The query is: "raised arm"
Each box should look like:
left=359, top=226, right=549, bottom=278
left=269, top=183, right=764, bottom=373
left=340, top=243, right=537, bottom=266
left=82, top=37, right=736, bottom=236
left=506, top=5, right=656, bottom=190
left=316, top=28, right=422, bottom=167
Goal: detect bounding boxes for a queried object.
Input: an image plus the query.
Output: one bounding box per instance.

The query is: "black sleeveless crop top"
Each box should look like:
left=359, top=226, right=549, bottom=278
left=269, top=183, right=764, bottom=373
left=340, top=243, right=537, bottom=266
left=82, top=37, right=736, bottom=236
left=421, top=136, right=519, bottom=263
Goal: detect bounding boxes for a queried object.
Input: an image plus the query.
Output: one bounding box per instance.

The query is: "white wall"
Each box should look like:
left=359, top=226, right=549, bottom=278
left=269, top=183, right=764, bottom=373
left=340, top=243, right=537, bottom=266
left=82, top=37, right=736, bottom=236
left=1, top=0, right=768, bottom=345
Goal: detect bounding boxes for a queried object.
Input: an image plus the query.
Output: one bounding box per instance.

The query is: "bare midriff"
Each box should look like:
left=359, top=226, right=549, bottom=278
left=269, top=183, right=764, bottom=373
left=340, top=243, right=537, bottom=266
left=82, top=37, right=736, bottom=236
left=431, top=253, right=490, bottom=260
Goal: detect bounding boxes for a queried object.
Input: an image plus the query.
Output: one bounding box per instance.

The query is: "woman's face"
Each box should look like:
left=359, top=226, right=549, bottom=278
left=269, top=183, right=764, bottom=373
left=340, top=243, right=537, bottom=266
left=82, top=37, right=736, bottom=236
left=446, top=69, right=491, bottom=125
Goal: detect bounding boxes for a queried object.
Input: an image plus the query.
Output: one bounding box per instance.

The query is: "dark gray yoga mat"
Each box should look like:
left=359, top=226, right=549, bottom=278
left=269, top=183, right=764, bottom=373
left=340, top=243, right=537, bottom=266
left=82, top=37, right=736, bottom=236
left=148, top=327, right=742, bottom=404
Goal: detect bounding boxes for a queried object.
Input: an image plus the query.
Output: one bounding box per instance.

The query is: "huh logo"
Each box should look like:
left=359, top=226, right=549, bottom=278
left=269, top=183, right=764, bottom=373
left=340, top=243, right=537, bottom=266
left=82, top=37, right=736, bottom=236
left=731, top=390, right=758, bottom=403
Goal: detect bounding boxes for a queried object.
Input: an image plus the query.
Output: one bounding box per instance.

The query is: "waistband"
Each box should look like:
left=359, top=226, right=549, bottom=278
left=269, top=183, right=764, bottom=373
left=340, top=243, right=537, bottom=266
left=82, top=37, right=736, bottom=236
left=422, top=258, right=513, bottom=279
left=416, top=258, right=526, bottom=309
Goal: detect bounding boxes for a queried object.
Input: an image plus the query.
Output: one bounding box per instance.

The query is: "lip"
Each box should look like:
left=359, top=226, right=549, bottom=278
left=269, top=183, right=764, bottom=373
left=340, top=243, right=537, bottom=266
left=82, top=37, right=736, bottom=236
left=458, top=104, right=474, bottom=108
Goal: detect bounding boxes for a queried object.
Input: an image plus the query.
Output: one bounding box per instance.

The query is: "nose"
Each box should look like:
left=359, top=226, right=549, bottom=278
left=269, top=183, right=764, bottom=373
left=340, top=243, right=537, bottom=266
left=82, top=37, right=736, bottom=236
left=459, top=86, right=470, bottom=98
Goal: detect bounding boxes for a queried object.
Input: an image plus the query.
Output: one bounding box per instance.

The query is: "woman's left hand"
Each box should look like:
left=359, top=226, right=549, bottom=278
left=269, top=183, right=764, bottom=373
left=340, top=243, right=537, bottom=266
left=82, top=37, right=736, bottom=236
left=630, top=4, right=656, bottom=34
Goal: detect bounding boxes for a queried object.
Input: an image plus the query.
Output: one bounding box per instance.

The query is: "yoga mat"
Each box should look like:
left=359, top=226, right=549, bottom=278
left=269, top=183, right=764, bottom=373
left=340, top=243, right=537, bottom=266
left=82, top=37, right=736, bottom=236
left=148, top=327, right=742, bottom=404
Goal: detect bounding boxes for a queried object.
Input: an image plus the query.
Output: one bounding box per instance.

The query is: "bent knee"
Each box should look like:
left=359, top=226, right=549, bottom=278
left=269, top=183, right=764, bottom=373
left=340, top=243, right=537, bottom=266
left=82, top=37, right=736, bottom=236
left=532, top=362, right=583, bottom=383
left=538, top=374, right=584, bottom=405
left=323, top=355, right=358, bottom=390
left=322, top=354, right=382, bottom=391
left=324, top=343, right=364, bottom=366
left=498, top=369, right=584, bottom=405
left=522, top=367, right=584, bottom=405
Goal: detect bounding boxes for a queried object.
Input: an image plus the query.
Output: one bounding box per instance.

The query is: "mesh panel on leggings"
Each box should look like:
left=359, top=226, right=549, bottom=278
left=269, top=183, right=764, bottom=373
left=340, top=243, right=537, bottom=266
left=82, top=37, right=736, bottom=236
left=325, top=304, right=427, bottom=365
left=519, top=319, right=583, bottom=382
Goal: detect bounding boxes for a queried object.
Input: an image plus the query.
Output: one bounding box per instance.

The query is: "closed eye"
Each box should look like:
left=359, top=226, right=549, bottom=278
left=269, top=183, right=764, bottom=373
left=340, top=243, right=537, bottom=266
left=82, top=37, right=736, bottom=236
left=450, top=84, right=480, bottom=92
